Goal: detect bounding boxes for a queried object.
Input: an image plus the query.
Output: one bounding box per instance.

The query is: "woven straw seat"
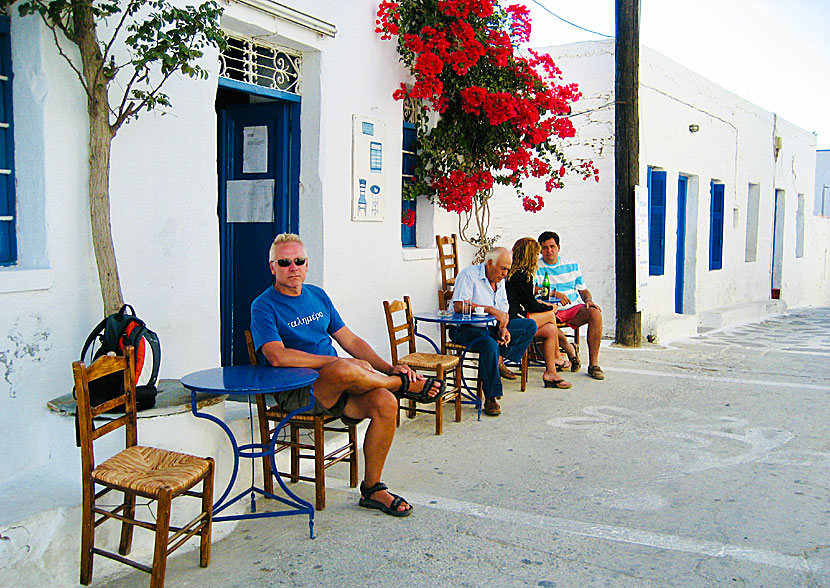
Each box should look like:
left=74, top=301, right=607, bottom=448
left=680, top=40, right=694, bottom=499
left=73, top=347, right=213, bottom=588
left=399, top=352, right=459, bottom=370
left=94, top=446, right=212, bottom=496
left=383, top=295, right=463, bottom=434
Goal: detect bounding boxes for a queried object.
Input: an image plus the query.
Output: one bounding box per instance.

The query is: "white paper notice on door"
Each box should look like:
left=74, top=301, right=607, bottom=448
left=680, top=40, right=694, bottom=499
left=242, top=125, right=268, bottom=174
left=226, top=179, right=274, bottom=223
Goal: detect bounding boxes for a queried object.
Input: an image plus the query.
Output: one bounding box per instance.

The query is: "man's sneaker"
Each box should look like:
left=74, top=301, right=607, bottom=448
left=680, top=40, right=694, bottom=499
left=587, top=365, right=605, bottom=380
left=483, top=397, right=501, bottom=416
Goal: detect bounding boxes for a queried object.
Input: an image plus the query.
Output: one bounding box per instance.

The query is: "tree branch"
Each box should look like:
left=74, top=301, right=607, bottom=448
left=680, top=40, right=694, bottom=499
left=40, top=12, right=90, bottom=99
left=111, top=67, right=176, bottom=133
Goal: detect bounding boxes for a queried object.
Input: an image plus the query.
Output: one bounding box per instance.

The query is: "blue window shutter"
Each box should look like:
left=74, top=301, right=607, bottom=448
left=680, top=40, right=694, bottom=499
left=401, top=123, right=417, bottom=247
left=0, top=16, right=15, bottom=265
left=647, top=168, right=667, bottom=275
left=709, top=182, right=725, bottom=270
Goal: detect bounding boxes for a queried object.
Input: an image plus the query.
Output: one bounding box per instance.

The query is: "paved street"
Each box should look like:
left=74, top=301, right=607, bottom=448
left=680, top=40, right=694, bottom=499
left=118, top=308, right=830, bottom=587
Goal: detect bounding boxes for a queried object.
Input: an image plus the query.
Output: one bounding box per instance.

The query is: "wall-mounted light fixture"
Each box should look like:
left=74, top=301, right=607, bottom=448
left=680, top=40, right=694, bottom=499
left=689, top=124, right=700, bottom=133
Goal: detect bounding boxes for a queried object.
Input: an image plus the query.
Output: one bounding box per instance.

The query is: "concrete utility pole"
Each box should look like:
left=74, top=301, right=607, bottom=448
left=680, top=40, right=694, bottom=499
left=614, top=0, right=642, bottom=346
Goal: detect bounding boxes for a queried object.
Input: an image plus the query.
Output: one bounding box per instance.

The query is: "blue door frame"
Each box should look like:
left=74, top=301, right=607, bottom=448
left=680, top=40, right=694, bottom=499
left=217, top=99, right=300, bottom=365
left=675, top=175, right=688, bottom=313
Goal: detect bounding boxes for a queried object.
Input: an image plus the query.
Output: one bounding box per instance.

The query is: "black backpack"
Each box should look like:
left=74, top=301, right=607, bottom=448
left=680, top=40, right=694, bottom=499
left=79, top=304, right=161, bottom=411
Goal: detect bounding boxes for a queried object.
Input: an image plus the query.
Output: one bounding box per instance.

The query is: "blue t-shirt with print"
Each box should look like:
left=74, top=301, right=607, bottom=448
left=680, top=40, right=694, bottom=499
left=250, top=284, right=346, bottom=358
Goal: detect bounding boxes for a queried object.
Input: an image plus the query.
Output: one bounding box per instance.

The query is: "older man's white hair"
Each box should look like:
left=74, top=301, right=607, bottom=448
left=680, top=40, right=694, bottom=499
left=484, top=247, right=510, bottom=265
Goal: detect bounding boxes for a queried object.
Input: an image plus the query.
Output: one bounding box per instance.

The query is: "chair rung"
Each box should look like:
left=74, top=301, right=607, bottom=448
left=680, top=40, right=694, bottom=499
left=92, top=547, right=152, bottom=575
left=93, top=507, right=156, bottom=532
left=166, top=513, right=209, bottom=555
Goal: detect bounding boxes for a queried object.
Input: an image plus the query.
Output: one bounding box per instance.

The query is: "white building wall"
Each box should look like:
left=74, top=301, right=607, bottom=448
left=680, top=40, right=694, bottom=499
left=488, top=41, right=617, bottom=336
left=488, top=40, right=827, bottom=337
left=812, top=150, right=830, bottom=304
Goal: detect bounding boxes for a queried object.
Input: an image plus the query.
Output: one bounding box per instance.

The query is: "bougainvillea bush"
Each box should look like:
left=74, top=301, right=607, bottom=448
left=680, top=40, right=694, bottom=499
left=376, top=0, right=598, bottom=251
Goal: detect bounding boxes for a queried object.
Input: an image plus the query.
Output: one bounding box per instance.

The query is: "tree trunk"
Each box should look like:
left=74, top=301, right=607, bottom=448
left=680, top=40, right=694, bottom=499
left=74, top=3, right=123, bottom=314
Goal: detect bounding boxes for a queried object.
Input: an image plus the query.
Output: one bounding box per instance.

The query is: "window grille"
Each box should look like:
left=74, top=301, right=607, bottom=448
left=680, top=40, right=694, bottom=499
left=219, top=35, right=301, bottom=95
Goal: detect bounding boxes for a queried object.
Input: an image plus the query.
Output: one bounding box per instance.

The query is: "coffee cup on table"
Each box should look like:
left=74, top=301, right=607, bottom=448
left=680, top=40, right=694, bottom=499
left=473, top=306, right=486, bottom=315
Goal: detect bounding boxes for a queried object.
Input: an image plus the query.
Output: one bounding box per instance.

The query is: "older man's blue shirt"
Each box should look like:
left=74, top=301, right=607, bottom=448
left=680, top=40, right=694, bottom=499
left=451, top=263, right=508, bottom=313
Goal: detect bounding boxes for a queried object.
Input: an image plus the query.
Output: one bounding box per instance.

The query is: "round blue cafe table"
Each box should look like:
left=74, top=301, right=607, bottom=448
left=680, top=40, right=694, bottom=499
left=412, top=312, right=495, bottom=419
left=181, top=365, right=319, bottom=537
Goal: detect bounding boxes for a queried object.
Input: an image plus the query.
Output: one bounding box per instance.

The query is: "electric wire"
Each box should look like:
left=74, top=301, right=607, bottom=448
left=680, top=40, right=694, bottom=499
left=530, top=0, right=614, bottom=39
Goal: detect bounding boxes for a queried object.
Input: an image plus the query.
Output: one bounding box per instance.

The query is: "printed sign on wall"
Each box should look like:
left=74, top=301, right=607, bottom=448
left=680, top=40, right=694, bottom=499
left=352, top=115, right=385, bottom=221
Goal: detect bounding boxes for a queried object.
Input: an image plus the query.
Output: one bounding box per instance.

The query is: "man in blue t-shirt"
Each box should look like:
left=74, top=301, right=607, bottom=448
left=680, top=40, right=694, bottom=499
left=251, top=233, right=441, bottom=517
left=536, top=231, right=605, bottom=380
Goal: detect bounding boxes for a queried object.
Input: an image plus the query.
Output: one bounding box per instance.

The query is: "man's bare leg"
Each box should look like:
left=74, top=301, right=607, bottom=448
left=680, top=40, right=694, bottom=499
left=309, top=358, right=437, bottom=512
left=342, top=389, right=409, bottom=512
left=312, top=358, right=440, bottom=407
left=557, top=328, right=576, bottom=362
left=571, top=306, right=603, bottom=367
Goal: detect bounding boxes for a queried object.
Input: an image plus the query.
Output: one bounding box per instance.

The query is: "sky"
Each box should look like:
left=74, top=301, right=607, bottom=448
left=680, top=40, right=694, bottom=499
left=518, top=0, right=830, bottom=149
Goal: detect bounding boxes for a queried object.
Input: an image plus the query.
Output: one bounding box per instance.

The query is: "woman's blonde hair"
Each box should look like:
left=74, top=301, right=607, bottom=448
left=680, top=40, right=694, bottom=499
left=508, top=238, right=541, bottom=280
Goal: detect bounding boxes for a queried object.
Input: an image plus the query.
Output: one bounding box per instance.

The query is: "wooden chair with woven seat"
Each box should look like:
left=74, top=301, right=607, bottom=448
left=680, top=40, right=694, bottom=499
left=383, top=295, right=462, bottom=435
left=436, top=234, right=459, bottom=292
left=73, top=346, right=213, bottom=588
left=244, top=330, right=358, bottom=511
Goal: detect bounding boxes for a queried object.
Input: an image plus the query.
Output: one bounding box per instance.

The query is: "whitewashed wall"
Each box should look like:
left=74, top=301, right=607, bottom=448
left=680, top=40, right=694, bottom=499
left=812, top=151, right=830, bottom=305
left=489, top=41, right=617, bottom=336
left=489, top=40, right=827, bottom=335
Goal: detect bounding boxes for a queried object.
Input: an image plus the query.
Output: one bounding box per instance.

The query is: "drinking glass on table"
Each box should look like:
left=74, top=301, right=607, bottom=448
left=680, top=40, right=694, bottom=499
left=462, top=299, right=472, bottom=317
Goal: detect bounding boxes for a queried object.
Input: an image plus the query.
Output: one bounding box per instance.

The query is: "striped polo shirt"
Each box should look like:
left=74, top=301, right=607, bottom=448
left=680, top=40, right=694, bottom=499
left=534, top=256, right=586, bottom=310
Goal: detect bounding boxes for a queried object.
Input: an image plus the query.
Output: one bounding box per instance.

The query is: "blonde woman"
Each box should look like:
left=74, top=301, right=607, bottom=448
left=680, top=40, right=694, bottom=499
left=506, top=238, right=572, bottom=389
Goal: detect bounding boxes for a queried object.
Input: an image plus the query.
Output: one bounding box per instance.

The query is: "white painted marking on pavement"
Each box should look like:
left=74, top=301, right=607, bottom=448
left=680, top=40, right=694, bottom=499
left=327, top=477, right=829, bottom=576
left=603, top=366, right=830, bottom=391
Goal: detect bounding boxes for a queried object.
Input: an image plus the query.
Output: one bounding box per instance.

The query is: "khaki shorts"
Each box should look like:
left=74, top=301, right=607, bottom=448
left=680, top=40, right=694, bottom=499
left=273, top=386, right=363, bottom=426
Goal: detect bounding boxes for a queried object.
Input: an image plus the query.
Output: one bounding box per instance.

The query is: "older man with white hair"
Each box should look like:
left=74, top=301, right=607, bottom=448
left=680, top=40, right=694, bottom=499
left=450, top=247, right=537, bottom=416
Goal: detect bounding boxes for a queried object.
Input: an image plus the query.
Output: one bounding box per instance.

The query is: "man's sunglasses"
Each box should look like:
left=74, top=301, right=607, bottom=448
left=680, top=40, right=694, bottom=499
left=273, top=257, right=307, bottom=267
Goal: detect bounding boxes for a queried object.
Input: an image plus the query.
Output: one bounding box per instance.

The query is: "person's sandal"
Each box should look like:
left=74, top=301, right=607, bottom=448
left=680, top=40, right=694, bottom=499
left=393, top=373, right=446, bottom=403
left=570, top=343, right=581, bottom=372
left=555, top=358, right=572, bottom=372
left=543, top=377, right=572, bottom=389
left=358, top=481, right=412, bottom=517
left=587, top=365, right=605, bottom=380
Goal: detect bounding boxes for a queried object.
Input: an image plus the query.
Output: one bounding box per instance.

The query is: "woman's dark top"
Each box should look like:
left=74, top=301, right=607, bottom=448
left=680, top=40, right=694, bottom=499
left=506, top=271, right=551, bottom=319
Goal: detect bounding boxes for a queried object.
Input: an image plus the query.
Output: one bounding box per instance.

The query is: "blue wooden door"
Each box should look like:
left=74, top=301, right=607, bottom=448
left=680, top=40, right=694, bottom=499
left=218, top=101, right=300, bottom=365
left=675, top=176, right=688, bottom=313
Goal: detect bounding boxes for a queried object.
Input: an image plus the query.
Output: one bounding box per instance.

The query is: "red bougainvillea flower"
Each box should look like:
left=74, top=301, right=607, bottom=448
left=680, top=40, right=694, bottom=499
left=460, top=86, right=487, bottom=114
left=402, top=208, right=416, bottom=227
left=376, top=0, right=598, bottom=219
left=522, top=194, right=544, bottom=212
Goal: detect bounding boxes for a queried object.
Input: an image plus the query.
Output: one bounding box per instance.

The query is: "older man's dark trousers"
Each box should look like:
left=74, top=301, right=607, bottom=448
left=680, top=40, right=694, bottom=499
left=449, top=317, right=536, bottom=399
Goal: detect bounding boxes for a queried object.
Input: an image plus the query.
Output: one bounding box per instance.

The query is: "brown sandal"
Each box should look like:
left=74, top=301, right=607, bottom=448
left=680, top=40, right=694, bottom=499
left=587, top=365, right=605, bottom=380
left=570, top=343, right=581, bottom=372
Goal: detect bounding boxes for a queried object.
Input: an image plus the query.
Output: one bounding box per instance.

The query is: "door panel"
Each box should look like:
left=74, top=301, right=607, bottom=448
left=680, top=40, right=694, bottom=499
left=218, top=101, right=299, bottom=365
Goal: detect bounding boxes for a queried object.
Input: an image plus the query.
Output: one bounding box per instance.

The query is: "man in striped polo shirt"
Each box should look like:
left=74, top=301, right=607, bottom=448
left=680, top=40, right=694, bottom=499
left=535, top=231, right=605, bottom=380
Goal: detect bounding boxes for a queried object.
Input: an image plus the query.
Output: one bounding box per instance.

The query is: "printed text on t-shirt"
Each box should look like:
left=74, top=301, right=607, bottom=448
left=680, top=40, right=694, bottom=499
left=288, top=311, right=324, bottom=328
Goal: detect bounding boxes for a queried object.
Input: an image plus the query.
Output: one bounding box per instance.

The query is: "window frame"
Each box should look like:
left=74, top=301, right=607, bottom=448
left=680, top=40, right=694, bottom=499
left=647, top=167, right=666, bottom=276
left=0, top=15, right=16, bottom=266
left=709, top=181, right=725, bottom=270
left=401, top=121, right=417, bottom=248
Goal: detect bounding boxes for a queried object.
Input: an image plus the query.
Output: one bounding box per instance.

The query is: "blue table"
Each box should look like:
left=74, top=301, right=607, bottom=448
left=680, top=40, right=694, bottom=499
left=412, top=312, right=496, bottom=420
left=181, top=365, right=319, bottom=537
